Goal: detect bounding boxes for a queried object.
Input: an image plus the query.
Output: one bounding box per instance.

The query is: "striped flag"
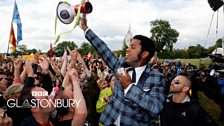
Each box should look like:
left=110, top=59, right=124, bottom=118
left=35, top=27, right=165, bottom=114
left=9, top=23, right=17, bottom=53
left=12, top=1, right=22, bottom=43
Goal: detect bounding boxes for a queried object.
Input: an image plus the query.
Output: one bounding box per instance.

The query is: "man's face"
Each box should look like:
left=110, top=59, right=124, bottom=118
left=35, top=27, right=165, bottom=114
left=32, top=87, right=55, bottom=113
left=169, top=76, right=185, bottom=93
left=125, top=39, right=142, bottom=66
left=0, top=74, right=8, bottom=91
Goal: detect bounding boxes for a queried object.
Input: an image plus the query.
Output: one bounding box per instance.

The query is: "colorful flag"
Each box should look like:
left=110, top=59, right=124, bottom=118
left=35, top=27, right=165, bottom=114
left=12, top=1, right=22, bottom=43
left=124, top=24, right=133, bottom=47
left=9, top=23, right=17, bottom=53
left=50, top=42, right=53, bottom=58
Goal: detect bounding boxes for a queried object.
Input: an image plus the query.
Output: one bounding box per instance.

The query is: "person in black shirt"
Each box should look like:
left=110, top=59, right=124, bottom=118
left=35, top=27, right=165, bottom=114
left=160, top=75, right=218, bottom=126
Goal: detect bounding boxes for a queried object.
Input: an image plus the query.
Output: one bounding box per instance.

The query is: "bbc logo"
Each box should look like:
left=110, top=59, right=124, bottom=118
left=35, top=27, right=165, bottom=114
left=32, top=91, right=48, bottom=97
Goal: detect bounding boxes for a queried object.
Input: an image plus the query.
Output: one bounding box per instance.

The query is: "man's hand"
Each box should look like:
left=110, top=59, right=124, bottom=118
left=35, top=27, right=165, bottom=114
left=79, top=17, right=88, bottom=32
left=77, top=51, right=82, bottom=61
left=39, top=59, right=49, bottom=74
left=13, top=59, right=22, bottom=70
left=0, top=108, right=13, bottom=126
left=62, top=49, right=68, bottom=61
left=116, top=69, right=132, bottom=89
left=67, top=47, right=78, bottom=62
left=103, top=96, right=110, bottom=102
left=25, top=60, right=34, bottom=77
left=67, top=68, right=79, bottom=83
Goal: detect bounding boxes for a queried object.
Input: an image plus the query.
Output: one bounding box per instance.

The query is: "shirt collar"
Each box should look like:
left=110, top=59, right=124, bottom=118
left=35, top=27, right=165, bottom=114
left=167, top=94, right=191, bottom=103
left=181, top=95, right=190, bottom=103
left=134, top=65, right=146, bottom=73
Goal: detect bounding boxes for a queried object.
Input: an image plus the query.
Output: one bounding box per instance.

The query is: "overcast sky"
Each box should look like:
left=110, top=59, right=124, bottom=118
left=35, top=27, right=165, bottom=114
left=0, top=0, right=224, bottom=53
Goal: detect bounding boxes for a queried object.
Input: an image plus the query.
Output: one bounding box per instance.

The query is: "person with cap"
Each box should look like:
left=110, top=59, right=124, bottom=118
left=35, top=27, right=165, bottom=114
left=3, top=83, right=24, bottom=126
left=4, top=83, right=24, bottom=100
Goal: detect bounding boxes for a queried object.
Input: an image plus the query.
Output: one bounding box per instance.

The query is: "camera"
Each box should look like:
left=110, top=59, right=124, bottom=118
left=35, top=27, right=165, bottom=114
left=117, top=67, right=126, bottom=76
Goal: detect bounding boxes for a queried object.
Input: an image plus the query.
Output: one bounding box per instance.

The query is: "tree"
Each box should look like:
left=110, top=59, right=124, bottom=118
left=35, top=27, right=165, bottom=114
left=158, top=50, right=173, bottom=59
left=150, top=19, right=179, bottom=52
left=53, top=41, right=78, bottom=57
left=121, top=39, right=128, bottom=56
left=26, top=49, right=38, bottom=55
left=17, top=44, right=27, bottom=54
left=173, top=49, right=189, bottom=59
left=15, top=44, right=38, bottom=55
left=187, top=44, right=205, bottom=58
left=78, top=42, right=96, bottom=56
left=208, top=38, right=222, bottom=54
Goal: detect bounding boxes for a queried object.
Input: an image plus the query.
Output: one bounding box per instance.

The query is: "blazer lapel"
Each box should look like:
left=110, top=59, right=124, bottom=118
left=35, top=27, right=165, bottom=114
left=136, top=64, right=151, bottom=88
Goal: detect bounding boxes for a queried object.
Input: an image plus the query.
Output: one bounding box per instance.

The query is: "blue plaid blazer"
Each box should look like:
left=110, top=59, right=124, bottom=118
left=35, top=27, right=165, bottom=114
left=85, top=29, right=166, bottom=126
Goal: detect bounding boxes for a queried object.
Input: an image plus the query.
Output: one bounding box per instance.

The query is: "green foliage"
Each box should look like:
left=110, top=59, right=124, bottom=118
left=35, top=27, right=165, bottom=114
left=187, top=44, right=205, bottom=58
left=173, top=49, right=189, bottom=59
left=198, top=92, right=224, bottom=126
left=157, top=49, right=189, bottom=59
left=78, top=42, right=97, bottom=56
left=150, top=19, right=179, bottom=52
left=208, top=38, right=222, bottom=53
left=121, top=40, right=128, bottom=56
left=157, top=50, right=173, bottom=59
left=16, top=44, right=38, bottom=55
left=53, top=41, right=78, bottom=57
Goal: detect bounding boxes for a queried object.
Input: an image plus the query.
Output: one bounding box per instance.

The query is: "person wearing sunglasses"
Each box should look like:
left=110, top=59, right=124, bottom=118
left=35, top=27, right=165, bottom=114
left=160, top=75, right=218, bottom=126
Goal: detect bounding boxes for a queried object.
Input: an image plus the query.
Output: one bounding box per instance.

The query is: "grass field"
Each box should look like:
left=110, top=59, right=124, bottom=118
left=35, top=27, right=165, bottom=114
left=198, top=92, right=224, bottom=126
left=160, top=58, right=212, bottom=68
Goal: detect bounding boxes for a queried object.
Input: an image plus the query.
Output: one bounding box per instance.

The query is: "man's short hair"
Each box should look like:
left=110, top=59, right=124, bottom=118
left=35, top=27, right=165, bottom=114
left=133, top=35, right=155, bottom=60
left=180, top=75, right=192, bottom=88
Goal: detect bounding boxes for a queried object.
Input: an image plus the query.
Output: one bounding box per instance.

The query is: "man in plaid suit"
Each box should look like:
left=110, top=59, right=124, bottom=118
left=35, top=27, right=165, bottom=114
left=79, top=18, right=166, bottom=126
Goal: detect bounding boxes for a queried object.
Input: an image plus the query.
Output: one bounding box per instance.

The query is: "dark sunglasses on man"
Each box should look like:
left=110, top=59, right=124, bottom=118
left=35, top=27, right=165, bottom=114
left=172, top=80, right=180, bottom=85
left=0, top=77, right=8, bottom=81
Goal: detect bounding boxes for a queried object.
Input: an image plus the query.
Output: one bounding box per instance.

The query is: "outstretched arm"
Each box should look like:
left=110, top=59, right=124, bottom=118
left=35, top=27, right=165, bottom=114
left=67, top=68, right=87, bottom=126
left=79, top=18, right=120, bottom=73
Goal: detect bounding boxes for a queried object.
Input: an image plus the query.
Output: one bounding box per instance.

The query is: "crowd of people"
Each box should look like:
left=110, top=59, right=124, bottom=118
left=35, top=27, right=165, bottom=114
left=0, top=18, right=222, bottom=126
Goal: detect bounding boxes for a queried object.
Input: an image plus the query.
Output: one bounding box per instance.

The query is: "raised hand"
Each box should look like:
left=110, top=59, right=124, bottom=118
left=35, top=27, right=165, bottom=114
left=79, top=17, right=88, bottom=32
left=67, top=68, right=79, bottom=82
left=62, top=49, right=68, bottom=61
left=39, top=59, right=49, bottom=74
left=0, top=108, right=13, bottom=126
left=25, top=59, right=34, bottom=77
left=67, top=47, right=78, bottom=62
left=13, top=59, right=22, bottom=70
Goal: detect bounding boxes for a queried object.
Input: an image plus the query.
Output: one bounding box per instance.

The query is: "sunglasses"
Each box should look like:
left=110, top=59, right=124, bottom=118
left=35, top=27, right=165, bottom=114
left=0, top=78, right=8, bottom=81
left=172, top=80, right=180, bottom=85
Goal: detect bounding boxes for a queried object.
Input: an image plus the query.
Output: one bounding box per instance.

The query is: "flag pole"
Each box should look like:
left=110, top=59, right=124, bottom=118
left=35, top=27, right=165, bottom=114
left=7, top=1, right=16, bottom=55
left=6, top=37, right=10, bottom=56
